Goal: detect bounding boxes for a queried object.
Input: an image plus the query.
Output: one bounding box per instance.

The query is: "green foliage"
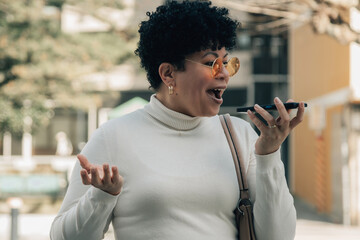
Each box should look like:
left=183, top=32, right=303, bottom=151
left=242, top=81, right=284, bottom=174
left=0, top=0, right=137, bottom=136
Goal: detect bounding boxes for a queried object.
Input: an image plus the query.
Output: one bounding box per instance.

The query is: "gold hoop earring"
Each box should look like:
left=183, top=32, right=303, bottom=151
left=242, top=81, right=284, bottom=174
left=168, top=85, right=174, bottom=95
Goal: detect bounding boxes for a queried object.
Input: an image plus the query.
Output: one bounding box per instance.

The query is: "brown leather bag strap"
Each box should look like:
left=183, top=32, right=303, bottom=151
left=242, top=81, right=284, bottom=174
left=220, top=114, right=250, bottom=200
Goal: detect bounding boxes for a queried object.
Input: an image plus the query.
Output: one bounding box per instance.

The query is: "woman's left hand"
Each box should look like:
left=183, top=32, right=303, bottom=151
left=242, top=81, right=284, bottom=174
left=247, top=97, right=305, bottom=155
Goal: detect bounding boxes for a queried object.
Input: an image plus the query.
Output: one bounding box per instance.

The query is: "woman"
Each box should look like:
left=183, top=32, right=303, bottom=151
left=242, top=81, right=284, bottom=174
left=50, top=1, right=304, bottom=239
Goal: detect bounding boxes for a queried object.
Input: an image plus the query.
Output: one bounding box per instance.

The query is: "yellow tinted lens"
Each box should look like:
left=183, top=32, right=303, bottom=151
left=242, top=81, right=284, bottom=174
left=212, top=58, right=222, bottom=77
left=226, top=57, right=240, bottom=77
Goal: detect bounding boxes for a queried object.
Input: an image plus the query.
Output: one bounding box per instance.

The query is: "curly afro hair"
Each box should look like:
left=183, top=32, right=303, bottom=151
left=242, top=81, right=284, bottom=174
left=135, top=0, right=240, bottom=90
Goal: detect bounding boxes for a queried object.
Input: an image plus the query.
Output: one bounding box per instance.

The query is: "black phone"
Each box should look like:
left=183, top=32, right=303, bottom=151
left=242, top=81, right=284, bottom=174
left=236, top=102, right=308, bottom=112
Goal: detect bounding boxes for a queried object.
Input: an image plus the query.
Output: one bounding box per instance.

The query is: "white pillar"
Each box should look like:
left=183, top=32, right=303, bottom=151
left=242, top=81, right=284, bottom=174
left=88, top=104, right=97, bottom=140
left=98, top=108, right=111, bottom=127
left=349, top=7, right=360, bottom=226
left=3, top=131, right=12, bottom=160
left=21, top=132, right=32, bottom=161
left=350, top=7, right=360, bottom=99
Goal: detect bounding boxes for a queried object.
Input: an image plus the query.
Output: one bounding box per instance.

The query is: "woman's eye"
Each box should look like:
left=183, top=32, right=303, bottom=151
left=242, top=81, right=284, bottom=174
left=204, top=61, right=214, bottom=66
left=223, top=61, right=228, bottom=66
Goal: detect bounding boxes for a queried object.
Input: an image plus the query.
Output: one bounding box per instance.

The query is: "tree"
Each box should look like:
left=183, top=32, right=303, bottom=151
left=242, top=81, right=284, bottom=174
left=215, top=0, right=360, bottom=44
left=0, top=0, right=137, bottom=137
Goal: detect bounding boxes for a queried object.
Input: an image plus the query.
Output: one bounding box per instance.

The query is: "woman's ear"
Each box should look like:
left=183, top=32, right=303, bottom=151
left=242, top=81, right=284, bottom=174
left=158, top=63, right=176, bottom=87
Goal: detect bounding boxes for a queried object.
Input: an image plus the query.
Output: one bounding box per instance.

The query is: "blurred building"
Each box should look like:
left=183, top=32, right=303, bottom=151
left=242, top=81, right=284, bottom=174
left=290, top=7, right=360, bottom=225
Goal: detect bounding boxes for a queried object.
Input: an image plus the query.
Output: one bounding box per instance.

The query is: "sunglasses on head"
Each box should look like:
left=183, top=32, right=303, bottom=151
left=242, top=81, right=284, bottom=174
left=185, top=57, right=240, bottom=78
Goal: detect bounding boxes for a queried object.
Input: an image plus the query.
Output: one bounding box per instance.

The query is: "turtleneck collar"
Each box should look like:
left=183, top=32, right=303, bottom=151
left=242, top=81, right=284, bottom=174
left=144, top=94, right=204, bottom=131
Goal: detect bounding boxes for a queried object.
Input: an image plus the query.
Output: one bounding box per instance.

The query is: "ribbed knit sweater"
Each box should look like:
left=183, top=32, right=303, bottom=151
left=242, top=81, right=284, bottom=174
left=50, top=94, right=296, bottom=240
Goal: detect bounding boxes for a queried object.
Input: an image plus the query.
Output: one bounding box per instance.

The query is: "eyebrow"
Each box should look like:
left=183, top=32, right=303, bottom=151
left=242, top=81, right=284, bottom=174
left=201, top=52, right=229, bottom=58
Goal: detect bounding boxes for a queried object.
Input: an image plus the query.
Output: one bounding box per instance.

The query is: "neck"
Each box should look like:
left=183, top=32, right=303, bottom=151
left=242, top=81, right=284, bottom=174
left=156, top=86, right=193, bottom=117
left=145, top=94, right=203, bottom=131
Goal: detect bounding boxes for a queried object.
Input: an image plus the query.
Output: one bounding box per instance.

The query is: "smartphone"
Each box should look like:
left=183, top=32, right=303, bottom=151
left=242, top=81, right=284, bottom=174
left=236, top=102, right=307, bottom=112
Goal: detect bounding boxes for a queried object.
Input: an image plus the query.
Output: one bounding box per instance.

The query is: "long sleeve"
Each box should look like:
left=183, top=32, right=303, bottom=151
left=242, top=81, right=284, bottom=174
left=228, top=116, right=296, bottom=239
left=249, top=148, right=296, bottom=240
left=50, top=127, right=119, bottom=240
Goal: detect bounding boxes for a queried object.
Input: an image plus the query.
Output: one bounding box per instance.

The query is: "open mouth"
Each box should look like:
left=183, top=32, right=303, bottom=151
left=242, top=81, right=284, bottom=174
left=207, top=88, right=223, bottom=100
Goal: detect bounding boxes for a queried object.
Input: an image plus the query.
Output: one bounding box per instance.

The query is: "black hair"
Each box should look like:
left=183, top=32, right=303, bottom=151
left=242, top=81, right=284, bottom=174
left=134, top=0, right=240, bottom=90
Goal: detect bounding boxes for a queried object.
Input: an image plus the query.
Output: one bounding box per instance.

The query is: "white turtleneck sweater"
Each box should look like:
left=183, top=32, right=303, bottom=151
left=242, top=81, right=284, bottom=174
left=50, top=95, right=296, bottom=240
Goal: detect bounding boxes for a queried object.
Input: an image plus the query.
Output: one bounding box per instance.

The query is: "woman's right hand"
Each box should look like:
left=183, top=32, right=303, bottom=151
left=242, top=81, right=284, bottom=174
left=77, top=154, right=124, bottom=196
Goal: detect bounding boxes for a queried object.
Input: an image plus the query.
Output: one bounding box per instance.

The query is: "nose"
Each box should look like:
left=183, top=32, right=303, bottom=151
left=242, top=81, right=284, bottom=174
left=215, top=64, right=229, bottom=81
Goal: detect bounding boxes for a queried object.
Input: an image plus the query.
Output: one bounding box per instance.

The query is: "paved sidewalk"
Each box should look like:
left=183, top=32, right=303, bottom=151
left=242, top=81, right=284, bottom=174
left=294, top=196, right=360, bottom=240
left=295, top=219, right=360, bottom=240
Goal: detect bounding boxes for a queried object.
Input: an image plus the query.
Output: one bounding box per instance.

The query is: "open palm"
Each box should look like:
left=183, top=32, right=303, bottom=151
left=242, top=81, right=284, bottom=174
left=77, top=154, right=123, bottom=196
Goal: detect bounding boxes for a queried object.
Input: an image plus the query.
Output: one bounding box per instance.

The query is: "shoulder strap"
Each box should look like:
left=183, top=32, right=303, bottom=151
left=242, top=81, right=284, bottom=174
left=219, top=114, right=250, bottom=200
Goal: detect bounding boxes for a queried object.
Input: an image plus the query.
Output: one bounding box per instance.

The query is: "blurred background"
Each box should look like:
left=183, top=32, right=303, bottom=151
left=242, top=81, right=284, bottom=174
left=0, top=0, right=360, bottom=239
